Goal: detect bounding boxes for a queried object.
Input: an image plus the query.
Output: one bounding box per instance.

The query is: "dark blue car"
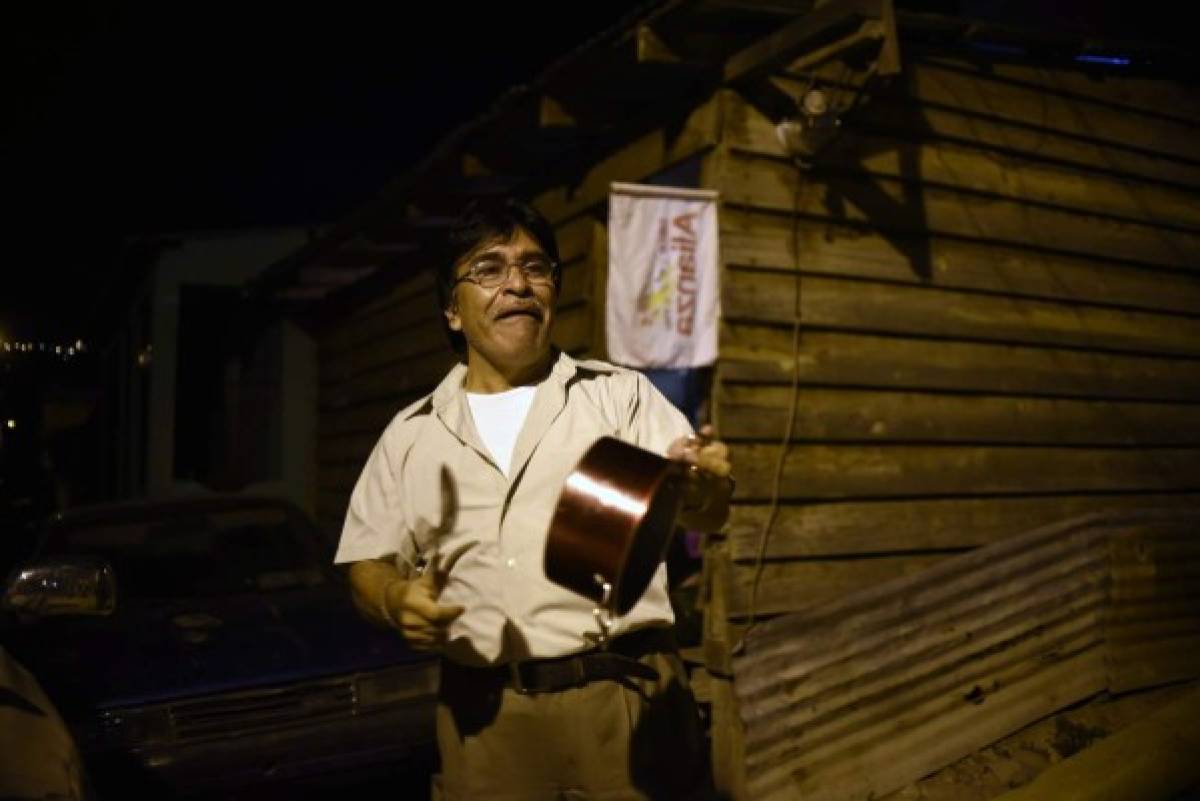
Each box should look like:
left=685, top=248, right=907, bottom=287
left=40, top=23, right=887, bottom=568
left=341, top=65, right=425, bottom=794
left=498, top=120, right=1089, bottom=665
left=0, top=495, right=437, bottom=798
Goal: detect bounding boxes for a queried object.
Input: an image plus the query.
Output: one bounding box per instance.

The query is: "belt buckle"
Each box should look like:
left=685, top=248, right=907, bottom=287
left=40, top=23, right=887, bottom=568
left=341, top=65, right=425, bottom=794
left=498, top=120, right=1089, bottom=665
left=507, top=661, right=529, bottom=694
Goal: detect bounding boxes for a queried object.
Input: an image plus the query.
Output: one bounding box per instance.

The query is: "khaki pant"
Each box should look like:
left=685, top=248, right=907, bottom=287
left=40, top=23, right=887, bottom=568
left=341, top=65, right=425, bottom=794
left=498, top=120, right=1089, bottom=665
left=434, top=649, right=710, bottom=801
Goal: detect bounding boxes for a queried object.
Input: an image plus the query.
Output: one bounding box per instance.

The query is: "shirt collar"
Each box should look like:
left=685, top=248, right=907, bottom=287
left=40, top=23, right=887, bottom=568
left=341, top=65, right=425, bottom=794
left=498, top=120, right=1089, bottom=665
left=430, top=349, right=577, bottom=413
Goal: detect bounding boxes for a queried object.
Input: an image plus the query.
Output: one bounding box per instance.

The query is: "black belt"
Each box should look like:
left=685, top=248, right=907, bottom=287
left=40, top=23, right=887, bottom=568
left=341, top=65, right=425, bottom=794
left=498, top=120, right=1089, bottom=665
left=441, top=626, right=674, bottom=695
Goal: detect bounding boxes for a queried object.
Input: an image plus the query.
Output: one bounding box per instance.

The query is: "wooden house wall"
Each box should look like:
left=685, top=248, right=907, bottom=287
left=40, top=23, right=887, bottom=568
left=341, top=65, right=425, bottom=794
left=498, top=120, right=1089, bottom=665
left=707, top=54, right=1200, bottom=637
left=704, top=52, right=1200, bottom=798
left=729, top=509, right=1200, bottom=801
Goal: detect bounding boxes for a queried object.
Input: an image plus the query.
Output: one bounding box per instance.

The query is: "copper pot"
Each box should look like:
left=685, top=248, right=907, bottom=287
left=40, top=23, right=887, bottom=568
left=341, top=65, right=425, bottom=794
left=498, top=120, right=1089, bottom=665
left=544, top=437, right=689, bottom=615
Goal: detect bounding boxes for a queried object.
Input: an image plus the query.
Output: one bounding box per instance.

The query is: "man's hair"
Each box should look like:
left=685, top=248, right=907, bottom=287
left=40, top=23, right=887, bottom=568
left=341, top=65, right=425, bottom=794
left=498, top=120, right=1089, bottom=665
left=435, top=196, right=562, bottom=356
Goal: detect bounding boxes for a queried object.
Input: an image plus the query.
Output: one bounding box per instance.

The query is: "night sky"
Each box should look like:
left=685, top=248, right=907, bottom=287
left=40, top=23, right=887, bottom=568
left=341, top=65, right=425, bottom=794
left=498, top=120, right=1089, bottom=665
left=4, top=0, right=1192, bottom=343
left=5, top=1, right=652, bottom=341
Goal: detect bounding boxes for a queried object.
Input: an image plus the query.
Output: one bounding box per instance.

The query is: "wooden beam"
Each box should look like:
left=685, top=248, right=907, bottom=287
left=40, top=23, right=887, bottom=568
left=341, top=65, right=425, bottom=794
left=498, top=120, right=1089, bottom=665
left=721, top=493, right=1200, bottom=559
left=531, top=92, right=722, bottom=224
left=637, top=24, right=681, bottom=63
left=719, top=326, right=1200, bottom=403
left=539, top=95, right=576, bottom=127
left=877, top=0, right=900, bottom=75
left=724, top=0, right=880, bottom=84
left=783, top=17, right=885, bottom=75
left=461, top=153, right=491, bottom=177
left=717, top=385, right=1200, bottom=447
left=726, top=443, right=1200, bottom=502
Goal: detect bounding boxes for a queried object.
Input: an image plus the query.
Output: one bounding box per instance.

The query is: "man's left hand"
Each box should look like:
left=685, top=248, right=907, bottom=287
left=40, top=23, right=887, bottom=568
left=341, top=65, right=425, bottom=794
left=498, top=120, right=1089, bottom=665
left=667, top=424, right=731, bottom=478
left=668, top=424, right=733, bottom=530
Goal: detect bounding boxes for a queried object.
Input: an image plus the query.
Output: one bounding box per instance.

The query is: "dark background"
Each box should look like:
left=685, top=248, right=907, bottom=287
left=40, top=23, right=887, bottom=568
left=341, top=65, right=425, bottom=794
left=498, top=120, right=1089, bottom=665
left=4, top=1, right=655, bottom=343
left=4, top=0, right=1188, bottom=343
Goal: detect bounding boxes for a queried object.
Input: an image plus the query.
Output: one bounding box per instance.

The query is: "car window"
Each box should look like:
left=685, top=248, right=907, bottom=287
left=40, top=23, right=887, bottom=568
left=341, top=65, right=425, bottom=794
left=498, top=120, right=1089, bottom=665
left=40, top=506, right=330, bottom=599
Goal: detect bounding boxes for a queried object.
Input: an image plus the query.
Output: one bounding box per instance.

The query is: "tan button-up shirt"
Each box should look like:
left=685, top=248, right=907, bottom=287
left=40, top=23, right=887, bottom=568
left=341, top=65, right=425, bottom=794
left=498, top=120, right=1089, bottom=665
left=334, top=351, right=693, bottom=666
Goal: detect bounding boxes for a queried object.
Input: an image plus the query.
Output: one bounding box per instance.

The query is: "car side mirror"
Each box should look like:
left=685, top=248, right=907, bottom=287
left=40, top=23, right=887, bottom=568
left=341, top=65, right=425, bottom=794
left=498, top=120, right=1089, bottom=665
left=2, top=557, right=117, bottom=619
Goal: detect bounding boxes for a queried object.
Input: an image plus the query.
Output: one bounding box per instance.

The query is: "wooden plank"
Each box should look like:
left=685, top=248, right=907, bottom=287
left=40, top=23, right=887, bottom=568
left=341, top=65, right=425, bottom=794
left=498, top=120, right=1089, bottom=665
left=319, top=389, right=430, bottom=438
left=761, top=65, right=1200, bottom=194
left=719, top=207, right=1200, bottom=317
left=866, top=92, right=1200, bottom=194
left=903, top=60, right=1200, bottom=168
left=703, top=542, right=737, bottom=677
left=725, top=268, right=1200, bottom=357
left=1107, top=636, right=1200, bottom=694
left=719, top=326, right=1200, bottom=402
left=319, top=349, right=455, bottom=411
left=957, top=58, right=1200, bottom=127
left=716, top=151, right=1200, bottom=273
left=723, top=90, right=1200, bottom=231
left=318, top=290, right=440, bottom=366
left=317, top=431, right=378, bottom=468
left=828, top=131, right=1200, bottom=233
left=532, top=92, right=721, bottom=224
left=724, top=0, right=880, bottom=83
left=717, top=385, right=1200, bottom=445
left=554, top=214, right=597, bottom=265
left=722, top=493, right=1200, bottom=559
left=588, top=220, right=609, bottom=360
left=727, top=552, right=953, bottom=617
left=550, top=303, right=593, bottom=354
left=710, top=676, right=749, bottom=801
left=1107, top=595, right=1200, bottom=627
left=726, top=443, right=1200, bottom=501
left=321, top=321, right=447, bottom=389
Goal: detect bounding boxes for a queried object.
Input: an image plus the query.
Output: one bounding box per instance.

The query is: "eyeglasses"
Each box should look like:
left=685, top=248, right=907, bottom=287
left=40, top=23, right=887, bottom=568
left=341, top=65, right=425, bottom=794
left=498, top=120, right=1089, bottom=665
left=452, top=256, right=559, bottom=289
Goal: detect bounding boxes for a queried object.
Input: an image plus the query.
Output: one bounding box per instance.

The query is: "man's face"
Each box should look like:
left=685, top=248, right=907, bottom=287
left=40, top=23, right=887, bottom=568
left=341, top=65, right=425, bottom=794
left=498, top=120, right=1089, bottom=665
left=445, top=226, right=556, bottom=373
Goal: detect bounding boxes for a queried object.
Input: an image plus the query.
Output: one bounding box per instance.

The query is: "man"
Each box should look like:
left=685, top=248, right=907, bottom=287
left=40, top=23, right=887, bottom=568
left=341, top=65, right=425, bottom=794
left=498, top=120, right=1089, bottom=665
left=336, top=197, right=732, bottom=800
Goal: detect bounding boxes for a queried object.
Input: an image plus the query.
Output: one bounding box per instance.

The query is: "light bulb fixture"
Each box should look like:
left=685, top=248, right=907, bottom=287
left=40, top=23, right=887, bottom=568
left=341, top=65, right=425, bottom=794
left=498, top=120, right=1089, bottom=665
left=774, top=86, right=842, bottom=168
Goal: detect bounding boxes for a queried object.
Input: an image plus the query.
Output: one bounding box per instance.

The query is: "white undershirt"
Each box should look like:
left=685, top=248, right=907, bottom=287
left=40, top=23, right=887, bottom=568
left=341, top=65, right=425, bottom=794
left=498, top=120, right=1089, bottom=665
left=466, top=385, right=537, bottom=477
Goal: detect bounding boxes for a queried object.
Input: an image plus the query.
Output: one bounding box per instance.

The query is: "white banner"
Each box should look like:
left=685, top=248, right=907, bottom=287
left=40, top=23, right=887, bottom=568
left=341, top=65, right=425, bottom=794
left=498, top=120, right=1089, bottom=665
left=606, top=183, right=720, bottom=368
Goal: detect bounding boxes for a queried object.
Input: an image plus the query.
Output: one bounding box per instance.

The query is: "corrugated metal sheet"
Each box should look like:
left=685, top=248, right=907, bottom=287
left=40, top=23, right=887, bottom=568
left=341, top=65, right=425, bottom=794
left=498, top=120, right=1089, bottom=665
left=731, top=510, right=1200, bottom=801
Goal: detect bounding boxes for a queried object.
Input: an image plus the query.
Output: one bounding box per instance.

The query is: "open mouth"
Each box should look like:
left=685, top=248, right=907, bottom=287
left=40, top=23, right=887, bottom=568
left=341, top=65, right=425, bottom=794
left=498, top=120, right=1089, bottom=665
left=495, top=307, right=543, bottom=322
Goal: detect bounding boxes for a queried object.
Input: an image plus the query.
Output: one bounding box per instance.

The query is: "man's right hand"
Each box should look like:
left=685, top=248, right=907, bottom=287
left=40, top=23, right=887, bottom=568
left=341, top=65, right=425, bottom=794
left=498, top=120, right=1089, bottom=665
left=384, top=571, right=464, bottom=652
left=348, top=554, right=466, bottom=653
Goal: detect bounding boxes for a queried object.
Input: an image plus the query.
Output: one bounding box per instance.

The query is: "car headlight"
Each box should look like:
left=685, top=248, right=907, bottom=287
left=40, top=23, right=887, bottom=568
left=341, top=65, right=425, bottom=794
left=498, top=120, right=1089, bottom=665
left=88, top=706, right=173, bottom=749
left=355, top=661, right=438, bottom=708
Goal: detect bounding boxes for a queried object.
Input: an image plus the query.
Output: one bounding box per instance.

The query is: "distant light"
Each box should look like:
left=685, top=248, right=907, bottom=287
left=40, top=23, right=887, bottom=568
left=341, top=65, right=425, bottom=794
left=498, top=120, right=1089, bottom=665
left=5, top=420, right=14, bottom=430
left=76, top=339, right=85, bottom=351
left=67, top=347, right=76, bottom=356
left=55, top=345, right=62, bottom=354
left=1076, top=53, right=1132, bottom=66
